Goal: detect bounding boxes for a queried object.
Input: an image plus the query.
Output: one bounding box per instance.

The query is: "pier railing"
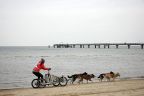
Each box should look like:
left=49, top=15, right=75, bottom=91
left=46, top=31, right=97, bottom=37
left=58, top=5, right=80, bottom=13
left=53, top=43, right=144, bottom=49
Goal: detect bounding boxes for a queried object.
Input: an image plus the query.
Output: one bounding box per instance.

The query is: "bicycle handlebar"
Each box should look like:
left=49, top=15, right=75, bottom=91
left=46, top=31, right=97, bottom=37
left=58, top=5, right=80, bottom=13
left=47, top=68, right=51, bottom=74
left=48, top=68, right=51, bottom=70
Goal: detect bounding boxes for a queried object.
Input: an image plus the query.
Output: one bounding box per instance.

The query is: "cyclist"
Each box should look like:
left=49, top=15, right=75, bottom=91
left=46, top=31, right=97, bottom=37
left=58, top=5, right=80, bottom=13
left=32, top=58, right=51, bottom=81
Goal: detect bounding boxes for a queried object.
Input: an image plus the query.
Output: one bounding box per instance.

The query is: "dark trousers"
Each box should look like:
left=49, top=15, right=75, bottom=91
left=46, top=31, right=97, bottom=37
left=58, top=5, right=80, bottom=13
left=33, top=71, right=43, bottom=80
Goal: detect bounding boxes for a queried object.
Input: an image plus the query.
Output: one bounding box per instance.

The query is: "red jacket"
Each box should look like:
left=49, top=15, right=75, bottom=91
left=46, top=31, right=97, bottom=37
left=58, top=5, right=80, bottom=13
left=33, top=62, right=48, bottom=72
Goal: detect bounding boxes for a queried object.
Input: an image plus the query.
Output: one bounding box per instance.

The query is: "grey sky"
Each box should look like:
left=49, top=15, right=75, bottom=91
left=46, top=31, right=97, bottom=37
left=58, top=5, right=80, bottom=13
left=0, top=0, right=144, bottom=46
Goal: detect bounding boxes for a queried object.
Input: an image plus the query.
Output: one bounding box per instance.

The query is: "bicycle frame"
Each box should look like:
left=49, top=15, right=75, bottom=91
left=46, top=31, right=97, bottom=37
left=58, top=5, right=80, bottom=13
left=44, top=72, right=52, bottom=84
left=44, top=71, right=59, bottom=85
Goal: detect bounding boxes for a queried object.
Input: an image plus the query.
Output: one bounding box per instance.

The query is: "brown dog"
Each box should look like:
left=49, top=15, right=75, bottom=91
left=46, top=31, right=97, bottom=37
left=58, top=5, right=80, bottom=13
left=78, top=74, right=95, bottom=84
left=104, top=72, right=120, bottom=81
left=98, top=71, right=120, bottom=82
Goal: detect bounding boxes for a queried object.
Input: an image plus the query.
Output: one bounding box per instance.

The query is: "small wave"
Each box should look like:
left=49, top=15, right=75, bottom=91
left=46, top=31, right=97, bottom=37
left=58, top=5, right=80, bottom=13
left=40, top=56, right=50, bottom=57
left=0, top=81, right=23, bottom=85
left=20, top=56, right=32, bottom=57
left=14, top=56, right=33, bottom=58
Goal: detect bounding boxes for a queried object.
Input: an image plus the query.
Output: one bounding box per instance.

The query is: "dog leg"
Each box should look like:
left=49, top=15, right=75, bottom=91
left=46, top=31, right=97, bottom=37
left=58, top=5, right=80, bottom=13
left=78, top=79, right=82, bottom=84
left=107, top=78, right=110, bottom=82
left=100, top=79, right=102, bottom=82
left=72, top=78, right=77, bottom=84
left=99, top=78, right=102, bottom=82
left=113, top=77, right=115, bottom=81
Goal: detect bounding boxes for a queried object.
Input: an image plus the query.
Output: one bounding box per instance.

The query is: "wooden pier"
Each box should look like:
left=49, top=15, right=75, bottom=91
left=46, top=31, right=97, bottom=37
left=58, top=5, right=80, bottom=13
left=53, top=43, right=144, bottom=49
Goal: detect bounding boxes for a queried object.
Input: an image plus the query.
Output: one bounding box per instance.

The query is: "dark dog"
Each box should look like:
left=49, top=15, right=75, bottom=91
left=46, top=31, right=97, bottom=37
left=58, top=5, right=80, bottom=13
left=68, top=72, right=88, bottom=84
left=78, top=74, right=95, bottom=84
left=97, top=74, right=105, bottom=82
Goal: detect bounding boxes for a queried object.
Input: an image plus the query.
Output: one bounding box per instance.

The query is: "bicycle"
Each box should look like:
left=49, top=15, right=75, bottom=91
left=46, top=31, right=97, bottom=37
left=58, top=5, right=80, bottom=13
left=31, top=70, right=68, bottom=88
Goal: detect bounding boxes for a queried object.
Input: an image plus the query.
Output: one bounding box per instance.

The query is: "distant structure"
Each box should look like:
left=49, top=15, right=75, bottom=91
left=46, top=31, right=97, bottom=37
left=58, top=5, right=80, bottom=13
left=48, top=45, right=51, bottom=48
left=53, top=43, right=144, bottom=49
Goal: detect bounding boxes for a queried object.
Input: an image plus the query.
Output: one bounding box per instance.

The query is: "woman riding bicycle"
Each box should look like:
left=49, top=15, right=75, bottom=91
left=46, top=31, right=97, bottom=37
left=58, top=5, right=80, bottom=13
left=32, top=58, right=51, bottom=80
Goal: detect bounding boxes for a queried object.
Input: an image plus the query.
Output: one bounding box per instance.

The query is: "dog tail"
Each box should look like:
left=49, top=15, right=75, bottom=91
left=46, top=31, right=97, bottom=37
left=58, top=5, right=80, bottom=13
left=68, top=75, right=72, bottom=78
left=98, top=75, right=100, bottom=78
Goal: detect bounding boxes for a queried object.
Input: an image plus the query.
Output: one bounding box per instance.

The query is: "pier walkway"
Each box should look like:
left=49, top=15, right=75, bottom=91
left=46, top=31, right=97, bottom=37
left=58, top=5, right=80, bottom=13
left=53, top=43, right=144, bottom=49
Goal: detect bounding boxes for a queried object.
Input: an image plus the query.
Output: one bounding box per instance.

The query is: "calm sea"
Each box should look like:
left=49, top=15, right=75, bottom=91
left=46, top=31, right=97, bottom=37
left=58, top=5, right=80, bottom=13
left=0, top=46, right=144, bottom=89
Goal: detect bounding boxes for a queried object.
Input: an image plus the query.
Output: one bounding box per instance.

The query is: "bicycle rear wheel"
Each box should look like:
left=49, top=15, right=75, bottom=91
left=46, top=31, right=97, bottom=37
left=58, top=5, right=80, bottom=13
left=39, top=79, right=47, bottom=88
left=31, top=79, right=46, bottom=88
left=59, top=76, right=68, bottom=86
left=31, top=79, right=40, bottom=88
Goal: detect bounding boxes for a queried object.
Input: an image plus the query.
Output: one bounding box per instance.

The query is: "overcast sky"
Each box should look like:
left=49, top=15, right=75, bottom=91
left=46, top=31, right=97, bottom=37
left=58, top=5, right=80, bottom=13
left=0, top=0, right=144, bottom=46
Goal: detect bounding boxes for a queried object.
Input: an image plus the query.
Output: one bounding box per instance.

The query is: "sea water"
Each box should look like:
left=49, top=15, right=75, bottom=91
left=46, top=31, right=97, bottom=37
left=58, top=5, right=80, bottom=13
left=0, top=46, right=144, bottom=89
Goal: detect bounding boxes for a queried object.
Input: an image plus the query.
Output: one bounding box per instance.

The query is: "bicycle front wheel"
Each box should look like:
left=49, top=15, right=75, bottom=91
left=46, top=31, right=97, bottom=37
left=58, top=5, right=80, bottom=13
left=59, top=76, right=68, bottom=86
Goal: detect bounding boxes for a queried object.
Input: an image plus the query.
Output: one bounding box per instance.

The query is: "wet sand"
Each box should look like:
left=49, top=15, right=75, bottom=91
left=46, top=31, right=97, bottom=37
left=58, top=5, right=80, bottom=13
left=0, top=79, right=144, bottom=96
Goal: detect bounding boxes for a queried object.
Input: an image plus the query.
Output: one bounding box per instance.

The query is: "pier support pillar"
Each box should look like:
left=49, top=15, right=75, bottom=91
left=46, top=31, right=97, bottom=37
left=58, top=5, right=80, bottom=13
left=88, top=45, right=90, bottom=48
left=98, top=45, right=100, bottom=48
left=108, top=45, right=110, bottom=48
left=141, top=44, right=144, bottom=49
left=128, top=45, right=130, bottom=49
left=83, top=45, right=84, bottom=48
left=65, top=44, right=68, bottom=48
left=95, top=45, right=96, bottom=48
left=73, top=45, right=75, bottom=48
left=116, top=45, right=119, bottom=48
left=104, top=45, right=106, bottom=48
left=80, top=45, right=82, bottom=48
left=80, top=45, right=84, bottom=48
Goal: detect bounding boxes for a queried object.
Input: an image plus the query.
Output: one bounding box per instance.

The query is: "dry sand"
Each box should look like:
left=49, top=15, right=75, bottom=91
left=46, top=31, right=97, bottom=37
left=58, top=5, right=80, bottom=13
left=0, top=79, right=144, bottom=96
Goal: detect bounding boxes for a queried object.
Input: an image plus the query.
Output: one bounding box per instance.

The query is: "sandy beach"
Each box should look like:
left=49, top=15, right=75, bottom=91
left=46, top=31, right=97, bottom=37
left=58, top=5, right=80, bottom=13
left=0, top=79, right=144, bottom=96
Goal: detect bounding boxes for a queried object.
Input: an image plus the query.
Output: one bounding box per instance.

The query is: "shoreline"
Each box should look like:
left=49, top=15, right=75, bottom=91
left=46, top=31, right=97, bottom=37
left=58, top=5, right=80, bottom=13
left=0, top=76, right=144, bottom=90
left=0, top=78, right=144, bottom=96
